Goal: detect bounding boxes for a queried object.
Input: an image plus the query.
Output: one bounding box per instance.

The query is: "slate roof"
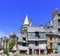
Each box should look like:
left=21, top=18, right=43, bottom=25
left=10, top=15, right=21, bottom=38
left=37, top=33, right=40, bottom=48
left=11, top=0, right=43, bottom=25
left=23, top=15, right=29, bottom=25
left=27, top=26, right=46, bottom=32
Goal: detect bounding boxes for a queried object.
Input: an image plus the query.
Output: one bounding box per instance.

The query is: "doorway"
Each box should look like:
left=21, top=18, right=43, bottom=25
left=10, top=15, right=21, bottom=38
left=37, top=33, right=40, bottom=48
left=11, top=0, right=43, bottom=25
left=29, top=49, right=32, bottom=55
left=34, top=49, right=39, bottom=55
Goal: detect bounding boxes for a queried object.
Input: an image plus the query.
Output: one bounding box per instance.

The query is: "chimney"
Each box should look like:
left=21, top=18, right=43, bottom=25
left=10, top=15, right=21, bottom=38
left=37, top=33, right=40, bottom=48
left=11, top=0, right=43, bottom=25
left=52, top=8, right=58, bottom=18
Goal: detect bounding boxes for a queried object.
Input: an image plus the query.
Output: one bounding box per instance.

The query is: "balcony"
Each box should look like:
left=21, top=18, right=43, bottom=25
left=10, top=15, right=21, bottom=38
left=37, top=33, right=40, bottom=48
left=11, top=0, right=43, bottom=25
left=28, top=44, right=46, bottom=50
left=29, top=44, right=35, bottom=48
left=18, top=45, right=28, bottom=50
left=39, top=44, right=46, bottom=50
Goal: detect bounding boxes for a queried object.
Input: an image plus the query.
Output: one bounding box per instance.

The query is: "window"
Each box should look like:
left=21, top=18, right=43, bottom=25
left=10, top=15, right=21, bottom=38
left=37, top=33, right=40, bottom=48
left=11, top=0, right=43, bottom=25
left=28, top=33, right=35, bottom=38
left=55, top=51, right=57, bottom=54
left=35, top=32, right=40, bottom=37
left=34, top=49, right=39, bottom=54
left=58, top=19, right=60, bottom=22
left=24, top=30, right=27, bottom=34
left=58, top=28, right=60, bottom=31
left=6, top=39, right=9, bottom=42
left=40, top=50, right=44, bottom=54
left=22, top=43, right=26, bottom=46
left=21, top=31, right=24, bottom=34
left=23, top=38, right=26, bottom=41
left=35, top=41, right=39, bottom=46
left=20, top=50, right=27, bottom=54
left=49, top=31, right=52, bottom=33
left=50, top=37, right=52, bottom=40
left=21, top=30, right=27, bottom=34
left=40, top=34, right=46, bottom=39
left=3, top=40, right=5, bottom=43
left=58, top=28, right=60, bottom=33
left=58, top=14, right=60, bottom=16
left=50, top=43, right=52, bottom=49
left=47, top=27, right=49, bottom=29
left=58, top=43, right=60, bottom=45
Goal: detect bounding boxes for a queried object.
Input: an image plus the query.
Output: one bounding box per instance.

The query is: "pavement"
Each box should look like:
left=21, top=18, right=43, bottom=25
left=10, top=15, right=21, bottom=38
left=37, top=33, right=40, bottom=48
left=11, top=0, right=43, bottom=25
left=0, top=53, right=60, bottom=56
left=16, top=54, right=60, bottom=56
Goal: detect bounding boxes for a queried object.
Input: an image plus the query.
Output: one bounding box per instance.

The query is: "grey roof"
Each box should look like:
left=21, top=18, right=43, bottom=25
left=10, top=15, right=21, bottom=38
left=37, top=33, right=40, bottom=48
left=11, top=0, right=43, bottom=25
left=49, top=21, right=53, bottom=26
left=17, top=34, right=26, bottom=42
left=23, top=15, right=30, bottom=25
left=27, top=26, right=46, bottom=32
left=10, top=32, right=16, bottom=35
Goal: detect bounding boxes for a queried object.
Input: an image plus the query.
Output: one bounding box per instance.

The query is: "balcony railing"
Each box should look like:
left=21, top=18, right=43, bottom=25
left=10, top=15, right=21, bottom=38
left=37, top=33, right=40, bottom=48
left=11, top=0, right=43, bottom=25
left=18, top=45, right=28, bottom=50
left=29, top=44, right=35, bottom=48
left=29, top=44, right=46, bottom=50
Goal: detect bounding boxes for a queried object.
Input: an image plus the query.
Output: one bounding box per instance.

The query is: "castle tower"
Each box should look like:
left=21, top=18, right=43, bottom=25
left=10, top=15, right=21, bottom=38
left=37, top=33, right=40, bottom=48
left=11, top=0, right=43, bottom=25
left=20, top=15, right=32, bottom=35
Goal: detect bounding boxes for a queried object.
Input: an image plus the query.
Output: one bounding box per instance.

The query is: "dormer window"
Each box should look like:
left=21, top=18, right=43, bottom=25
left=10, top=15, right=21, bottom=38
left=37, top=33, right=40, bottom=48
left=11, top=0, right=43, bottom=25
left=35, top=32, right=40, bottom=37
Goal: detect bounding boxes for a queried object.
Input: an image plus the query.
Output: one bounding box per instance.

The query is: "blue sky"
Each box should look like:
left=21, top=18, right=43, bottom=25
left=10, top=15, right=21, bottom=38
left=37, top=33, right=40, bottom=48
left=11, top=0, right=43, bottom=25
left=0, top=0, right=60, bottom=37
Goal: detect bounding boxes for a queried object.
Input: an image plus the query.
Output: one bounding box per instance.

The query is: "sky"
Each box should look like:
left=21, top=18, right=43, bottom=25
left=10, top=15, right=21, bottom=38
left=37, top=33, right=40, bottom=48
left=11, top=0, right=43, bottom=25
left=0, top=0, right=60, bottom=37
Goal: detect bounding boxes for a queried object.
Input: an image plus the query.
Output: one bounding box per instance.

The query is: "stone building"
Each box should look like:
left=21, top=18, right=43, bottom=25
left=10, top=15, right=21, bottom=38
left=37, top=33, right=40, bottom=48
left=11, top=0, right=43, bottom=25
left=0, top=9, right=60, bottom=55
left=46, top=33, right=57, bottom=54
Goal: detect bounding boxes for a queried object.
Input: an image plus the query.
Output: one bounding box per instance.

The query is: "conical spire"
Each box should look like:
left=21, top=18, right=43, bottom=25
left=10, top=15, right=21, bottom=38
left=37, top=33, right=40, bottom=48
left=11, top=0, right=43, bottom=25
left=23, top=15, right=29, bottom=25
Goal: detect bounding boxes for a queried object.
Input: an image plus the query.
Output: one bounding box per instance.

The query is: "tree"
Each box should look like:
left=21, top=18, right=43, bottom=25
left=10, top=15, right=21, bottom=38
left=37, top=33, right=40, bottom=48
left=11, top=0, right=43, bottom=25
left=4, top=48, right=8, bottom=53
left=4, top=39, right=16, bottom=53
left=9, top=39, right=16, bottom=52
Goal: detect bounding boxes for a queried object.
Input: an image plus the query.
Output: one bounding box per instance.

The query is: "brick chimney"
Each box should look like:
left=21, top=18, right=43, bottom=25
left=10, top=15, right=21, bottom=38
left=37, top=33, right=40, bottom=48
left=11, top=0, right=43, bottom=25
left=52, top=8, right=58, bottom=18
